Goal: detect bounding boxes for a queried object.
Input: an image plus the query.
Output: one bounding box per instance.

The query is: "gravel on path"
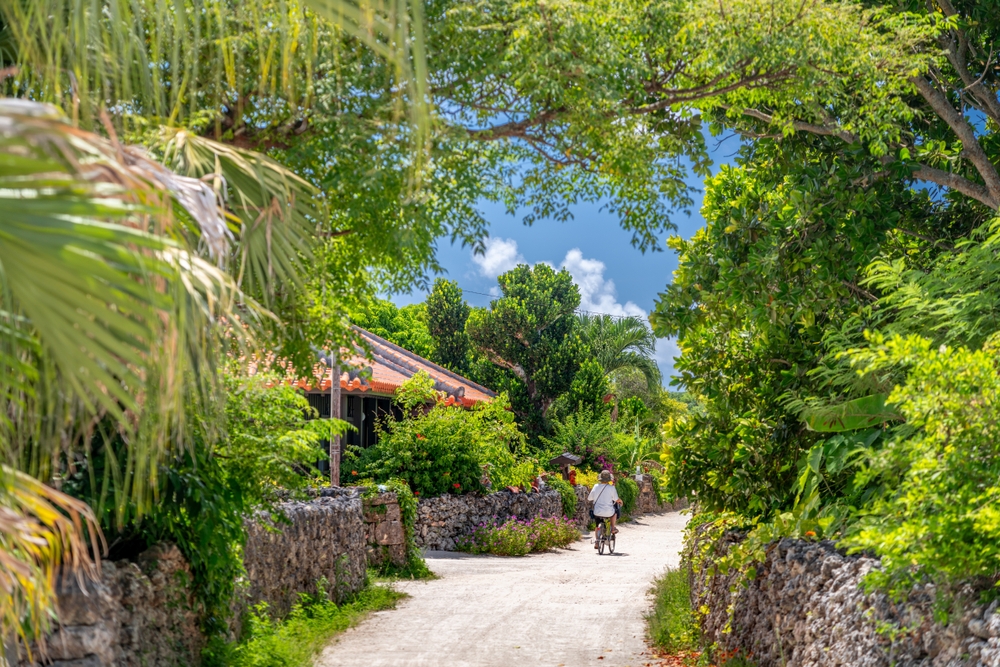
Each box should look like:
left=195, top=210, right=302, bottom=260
left=315, top=510, right=688, bottom=667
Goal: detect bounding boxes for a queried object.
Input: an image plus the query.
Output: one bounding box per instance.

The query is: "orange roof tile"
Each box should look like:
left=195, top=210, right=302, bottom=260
left=250, top=326, right=495, bottom=407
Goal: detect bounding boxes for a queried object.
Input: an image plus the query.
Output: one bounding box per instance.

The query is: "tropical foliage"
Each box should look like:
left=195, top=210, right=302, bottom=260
left=650, top=0, right=1000, bottom=601
left=467, top=264, right=585, bottom=437
left=350, top=373, right=538, bottom=496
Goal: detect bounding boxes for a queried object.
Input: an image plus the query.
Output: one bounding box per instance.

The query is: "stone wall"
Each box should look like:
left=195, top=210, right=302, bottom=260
left=362, top=491, right=407, bottom=570
left=571, top=484, right=591, bottom=528
left=690, top=530, right=1000, bottom=667
left=241, top=489, right=367, bottom=619
left=414, top=489, right=563, bottom=550
left=19, top=544, right=203, bottom=667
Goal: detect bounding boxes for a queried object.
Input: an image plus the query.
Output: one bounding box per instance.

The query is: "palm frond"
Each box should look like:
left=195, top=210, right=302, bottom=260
left=0, top=100, right=257, bottom=518
left=155, top=128, right=319, bottom=306
left=0, top=0, right=431, bottom=170
left=578, top=314, right=662, bottom=389
left=0, top=465, right=101, bottom=656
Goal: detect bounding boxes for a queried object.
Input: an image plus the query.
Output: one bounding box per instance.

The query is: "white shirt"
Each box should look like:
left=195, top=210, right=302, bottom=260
left=588, top=483, right=619, bottom=517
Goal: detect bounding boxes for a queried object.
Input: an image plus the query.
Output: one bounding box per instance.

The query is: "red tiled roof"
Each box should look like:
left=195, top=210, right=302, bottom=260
left=250, top=326, right=495, bottom=407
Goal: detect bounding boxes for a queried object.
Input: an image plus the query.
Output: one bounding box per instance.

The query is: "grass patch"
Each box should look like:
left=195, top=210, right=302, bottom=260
left=646, top=567, right=699, bottom=653
left=204, top=584, right=405, bottom=667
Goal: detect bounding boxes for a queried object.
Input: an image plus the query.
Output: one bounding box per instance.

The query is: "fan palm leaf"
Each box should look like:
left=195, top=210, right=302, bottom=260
left=0, top=0, right=430, bottom=166
left=578, top=314, right=662, bottom=390
left=0, top=99, right=274, bottom=646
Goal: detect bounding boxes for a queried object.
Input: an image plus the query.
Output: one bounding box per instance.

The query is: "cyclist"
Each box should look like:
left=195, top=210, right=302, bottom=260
left=588, top=470, right=623, bottom=548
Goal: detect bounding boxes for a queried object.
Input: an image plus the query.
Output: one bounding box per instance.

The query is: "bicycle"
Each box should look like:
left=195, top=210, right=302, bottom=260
left=594, top=515, right=615, bottom=555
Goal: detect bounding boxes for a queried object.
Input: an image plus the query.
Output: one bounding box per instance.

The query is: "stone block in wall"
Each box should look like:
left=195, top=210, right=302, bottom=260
left=362, top=492, right=407, bottom=570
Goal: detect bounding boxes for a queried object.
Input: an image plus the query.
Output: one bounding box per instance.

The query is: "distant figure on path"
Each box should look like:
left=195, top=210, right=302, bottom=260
left=588, top=470, right=623, bottom=548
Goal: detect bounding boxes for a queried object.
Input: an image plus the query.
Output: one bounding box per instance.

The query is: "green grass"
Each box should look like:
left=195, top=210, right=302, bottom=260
left=204, top=584, right=405, bottom=667
left=646, top=567, right=699, bottom=653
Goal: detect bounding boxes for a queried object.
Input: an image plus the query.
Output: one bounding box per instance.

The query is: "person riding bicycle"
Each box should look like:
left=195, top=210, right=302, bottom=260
left=588, top=470, right=623, bottom=548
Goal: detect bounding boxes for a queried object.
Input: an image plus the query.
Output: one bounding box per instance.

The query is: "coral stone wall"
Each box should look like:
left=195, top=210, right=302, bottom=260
left=414, top=489, right=563, bottom=551
left=572, top=484, right=591, bottom=528
left=363, top=491, right=407, bottom=569
left=691, top=530, right=1000, bottom=667
left=242, top=489, right=367, bottom=619
left=18, top=544, right=203, bottom=667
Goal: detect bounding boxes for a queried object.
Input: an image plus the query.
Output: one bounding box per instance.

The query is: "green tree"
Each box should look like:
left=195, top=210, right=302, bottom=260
left=467, top=264, right=584, bottom=437
left=351, top=299, right=434, bottom=359
left=426, top=279, right=471, bottom=372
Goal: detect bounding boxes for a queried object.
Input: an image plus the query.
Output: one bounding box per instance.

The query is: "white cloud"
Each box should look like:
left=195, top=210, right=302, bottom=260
left=472, top=237, right=525, bottom=278
left=560, top=249, right=646, bottom=319
left=654, top=336, right=682, bottom=384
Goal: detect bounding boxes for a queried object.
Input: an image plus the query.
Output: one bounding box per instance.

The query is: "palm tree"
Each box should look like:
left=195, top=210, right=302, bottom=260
left=0, top=0, right=430, bottom=650
left=577, top=314, right=662, bottom=391
left=0, top=97, right=320, bottom=651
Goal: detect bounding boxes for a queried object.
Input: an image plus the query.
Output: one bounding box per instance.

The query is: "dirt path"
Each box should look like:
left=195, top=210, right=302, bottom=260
left=316, top=510, right=688, bottom=667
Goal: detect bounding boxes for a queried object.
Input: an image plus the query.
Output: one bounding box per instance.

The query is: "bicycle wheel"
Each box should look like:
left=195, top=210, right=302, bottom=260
left=597, top=524, right=606, bottom=555
left=608, top=530, right=615, bottom=554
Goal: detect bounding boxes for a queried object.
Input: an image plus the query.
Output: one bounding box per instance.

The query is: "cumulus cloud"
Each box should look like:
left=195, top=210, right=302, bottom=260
left=472, top=237, right=525, bottom=278
left=560, top=249, right=646, bottom=319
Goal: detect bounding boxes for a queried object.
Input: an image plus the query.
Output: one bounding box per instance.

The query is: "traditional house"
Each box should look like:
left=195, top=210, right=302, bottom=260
left=271, top=326, right=495, bottom=482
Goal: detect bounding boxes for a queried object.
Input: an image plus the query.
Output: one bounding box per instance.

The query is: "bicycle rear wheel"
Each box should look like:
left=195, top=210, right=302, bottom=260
left=597, top=524, right=606, bottom=554
left=608, top=530, right=615, bottom=554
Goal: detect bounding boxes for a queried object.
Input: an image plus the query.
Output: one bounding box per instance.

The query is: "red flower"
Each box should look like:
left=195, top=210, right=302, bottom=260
left=416, top=434, right=426, bottom=440
left=351, top=470, right=358, bottom=476
left=453, top=483, right=461, bottom=489
left=414, top=491, right=420, bottom=496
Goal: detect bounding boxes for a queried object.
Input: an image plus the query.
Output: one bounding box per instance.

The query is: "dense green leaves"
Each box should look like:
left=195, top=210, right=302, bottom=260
left=426, top=279, right=471, bottom=372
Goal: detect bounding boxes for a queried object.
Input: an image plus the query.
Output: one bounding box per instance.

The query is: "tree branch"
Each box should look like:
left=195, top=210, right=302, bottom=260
left=907, top=162, right=996, bottom=208
left=466, top=111, right=561, bottom=141
left=910, top=75, right=1000, bottom=208
left=734, top=106, right=999, bottom=210
left=936, top=0, right=1000, bottom=125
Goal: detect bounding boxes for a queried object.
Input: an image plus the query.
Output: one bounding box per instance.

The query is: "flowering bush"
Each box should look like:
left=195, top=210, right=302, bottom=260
left=456, top=515, right=579, bottom=556
left=350, top=373, right=538, bottom=497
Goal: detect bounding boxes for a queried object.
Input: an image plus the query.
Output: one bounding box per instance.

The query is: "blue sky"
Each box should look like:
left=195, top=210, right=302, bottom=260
left=391, top=132, right=744, bottom=384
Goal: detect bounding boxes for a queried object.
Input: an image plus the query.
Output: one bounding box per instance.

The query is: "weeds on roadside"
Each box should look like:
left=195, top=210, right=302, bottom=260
left=647, top=567, right=699, bottom=653
left=456, top=515, right=579, bottom=556
left=203, top=584, right=405, bottom=667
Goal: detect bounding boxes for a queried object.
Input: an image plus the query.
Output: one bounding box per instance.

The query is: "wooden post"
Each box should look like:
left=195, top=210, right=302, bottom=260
left=329, top=357, right=341, bottom=487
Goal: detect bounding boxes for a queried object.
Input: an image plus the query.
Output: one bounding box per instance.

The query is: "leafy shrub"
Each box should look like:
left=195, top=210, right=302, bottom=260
left=64, top=369, right=338, bottom=634
left=646, top=567, right=698, bottom=653
left=547, top=477, right=578, bottom=517
left=456, top=515, right=579, bottom=556
left=539, top=411, right=614, bottom=471
left=840, top=334, right=1000, bottom=596
left=220, top=370, right=334, bottom=502
left=203, top=582, right=403, bottom=667
left=616, top=476, right=639, bottom=515
left=354, top=404, right=484, bottom=498
left=353, top=373, right=536, bottom=496
left=572, top=467, right=600, bottom=487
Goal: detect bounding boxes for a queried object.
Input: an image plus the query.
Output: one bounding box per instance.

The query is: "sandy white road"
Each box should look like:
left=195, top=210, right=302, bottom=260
left=316, top=510, right=688, bottom=667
